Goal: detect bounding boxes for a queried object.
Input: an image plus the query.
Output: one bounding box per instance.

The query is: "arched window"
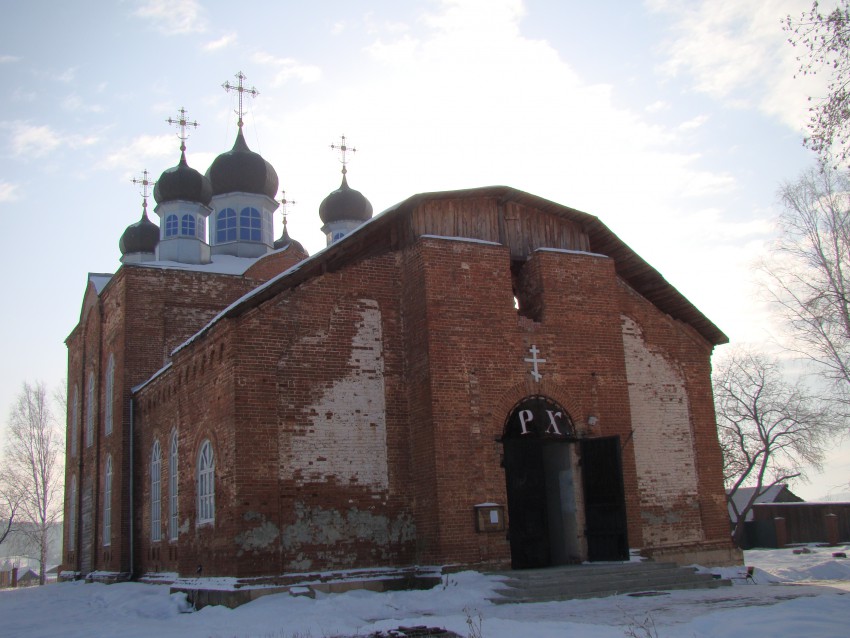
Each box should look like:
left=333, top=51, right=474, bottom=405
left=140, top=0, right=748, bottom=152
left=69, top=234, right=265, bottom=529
left=71, top=385, right=79, bottom=457
left=216, top=208, right=237, bottom=243
left=68, top=475, right=77, bottom=551
left=86, top=372, right=95, bottom=448
left=196, top=217, right=206, bottom=241
left=239, top=207, right=261, bottom=241
left=165, top=214, right=179, bottom=237
left=169, top=431, right=178, bottom=540
left=104, top=355, right=114, bottom=436
left=103, top=455, right=112, bottom=547
left=151, top=440, right=161, bottom=542
left=181, top=213, right=196, bottom=237
left=197, top=440, right=215, bottom=525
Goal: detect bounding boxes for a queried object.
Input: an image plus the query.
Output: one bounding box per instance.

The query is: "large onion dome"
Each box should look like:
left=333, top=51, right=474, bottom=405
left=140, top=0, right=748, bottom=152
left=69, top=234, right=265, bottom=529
left=206, top=128, right=278, bottom=198
left=153, top=151, right=213, bottom=205
left=319, top=174, right=373, bottom=225
left=119, top=206, right=159, bottom=255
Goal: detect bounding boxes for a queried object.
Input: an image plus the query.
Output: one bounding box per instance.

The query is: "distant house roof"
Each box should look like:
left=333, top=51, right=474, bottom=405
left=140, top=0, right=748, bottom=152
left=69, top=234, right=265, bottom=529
left=727, top=484, right=804, bottom=522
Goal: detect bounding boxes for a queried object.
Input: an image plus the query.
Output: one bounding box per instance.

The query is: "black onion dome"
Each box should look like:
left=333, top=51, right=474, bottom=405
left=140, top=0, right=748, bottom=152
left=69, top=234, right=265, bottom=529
left=120, top=209, right=160, bottom=255
left=319, top=174, right=373, bottom=224
left=274, top=224, right=305, bottom=253
left=153, top=152, right=213, bottom=205
left=205, top=128, right=278, bottom=198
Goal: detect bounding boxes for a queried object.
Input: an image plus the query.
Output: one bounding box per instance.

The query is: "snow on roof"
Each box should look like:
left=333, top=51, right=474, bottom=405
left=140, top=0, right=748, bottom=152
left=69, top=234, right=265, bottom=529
left=420, top=234, right=502, bottom=246
left=135, top=253, right=263, bottom=276
left=536, top=247, right=609, bottom=259
left=728, top=484, right=795, bottom=522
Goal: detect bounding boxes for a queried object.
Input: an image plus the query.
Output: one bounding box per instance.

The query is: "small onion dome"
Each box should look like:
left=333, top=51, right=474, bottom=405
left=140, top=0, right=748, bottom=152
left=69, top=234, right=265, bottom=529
left=119, top=208, right=159, bottom=255
left=205, top=128, right=278, bottom=198
left=274, top=223, right=305, bottom=253
left=153, top=152, right=213, bottom=205
left=318, top=174, right=373, bottom=224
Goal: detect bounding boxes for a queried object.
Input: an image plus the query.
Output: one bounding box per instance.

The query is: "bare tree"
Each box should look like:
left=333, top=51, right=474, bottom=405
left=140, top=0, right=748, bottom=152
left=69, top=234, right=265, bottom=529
left=762, top=164, right=850, bottom=413
left=0, top=474, right=21, bottom=546
left=714, top=349, right=838, bottom=545
left=785, top=1, right=850, bottom=167
left=2, top=382, right=64, bottom=585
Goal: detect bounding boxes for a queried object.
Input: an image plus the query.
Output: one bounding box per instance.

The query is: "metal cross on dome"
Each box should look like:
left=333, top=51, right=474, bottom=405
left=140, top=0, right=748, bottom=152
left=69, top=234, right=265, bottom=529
left=166, top=107, right=199, bottom=152
left=330, top=134, right=356, bottom=175
left=131, top=169, right=155, bottom=214
left=222, top=71, right=259, bottom=128
left=279, top=190, right=296, bottom=228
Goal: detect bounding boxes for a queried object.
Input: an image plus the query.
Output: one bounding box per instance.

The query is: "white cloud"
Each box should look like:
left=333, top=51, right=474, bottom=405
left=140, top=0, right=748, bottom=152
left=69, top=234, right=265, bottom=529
left=56, top=67, right=76, bottom=83
left=5, top=120, right=102, bottom=158
left=678, top=114, right=709, bottom=131
left=8, top=121, right=62, bottom=157
left=62, top=94, right=104, bottom=113
left=649, top=0, right=824, bottom=132
left=0, top=181, right=20, bottom=202
left=135, top=0, right=206, bottom=35
left=331, top=22, right=346, bottom=36
left=252, top=52, right=322, bottom=85
left=0, top=55, right=20, bottom=64
left=646, top=100, right=671, bottom=113
left=102, top=134, right=174, bottom=171
left=203, top=32, right=236, bottom=51
left=12, top=88, right=36, bottom=102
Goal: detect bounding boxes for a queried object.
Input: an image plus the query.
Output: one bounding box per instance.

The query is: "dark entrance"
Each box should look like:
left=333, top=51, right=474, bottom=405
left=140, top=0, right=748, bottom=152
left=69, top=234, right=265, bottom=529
left=502, top=396, right=579, bottom=569
left=580, top=436, right=629, bottom=561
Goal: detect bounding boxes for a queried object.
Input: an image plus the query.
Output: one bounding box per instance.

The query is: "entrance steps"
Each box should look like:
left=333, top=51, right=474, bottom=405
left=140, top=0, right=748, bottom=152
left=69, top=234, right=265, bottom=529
left=489, top=561, right=730, bottom=604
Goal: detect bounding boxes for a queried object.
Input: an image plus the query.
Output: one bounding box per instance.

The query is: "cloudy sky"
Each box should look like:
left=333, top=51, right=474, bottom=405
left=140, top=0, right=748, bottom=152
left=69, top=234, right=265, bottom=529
left=1, top=0, right=846, bottom=498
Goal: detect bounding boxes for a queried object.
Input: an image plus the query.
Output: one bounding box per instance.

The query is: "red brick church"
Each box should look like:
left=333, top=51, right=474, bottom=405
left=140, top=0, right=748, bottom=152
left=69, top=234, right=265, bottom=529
left=62, top=80, right=739, bottom=582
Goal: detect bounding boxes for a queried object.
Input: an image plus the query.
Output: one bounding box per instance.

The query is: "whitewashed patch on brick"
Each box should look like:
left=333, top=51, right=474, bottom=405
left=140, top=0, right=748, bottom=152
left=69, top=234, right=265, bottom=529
left=621, top=315, right=700, bottom=545
left=290, top=299, right=389, bottom=489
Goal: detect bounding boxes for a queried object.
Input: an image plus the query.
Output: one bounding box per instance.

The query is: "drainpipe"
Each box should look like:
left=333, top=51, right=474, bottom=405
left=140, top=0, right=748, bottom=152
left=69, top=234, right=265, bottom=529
left=129, top=396, right=134, bottom=579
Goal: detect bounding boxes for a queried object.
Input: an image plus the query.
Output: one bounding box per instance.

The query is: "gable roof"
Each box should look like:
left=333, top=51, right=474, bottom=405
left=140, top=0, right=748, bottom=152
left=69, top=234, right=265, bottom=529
left=170, top=185, right=727, bottom=360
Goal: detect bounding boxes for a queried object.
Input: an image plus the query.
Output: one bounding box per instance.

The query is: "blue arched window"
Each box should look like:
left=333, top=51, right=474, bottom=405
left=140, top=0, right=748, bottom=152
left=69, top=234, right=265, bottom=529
left=197, top=440, right=215, bottom=525
left=104, top=354, right=114, bottom=436
left=151, top=440, right=162, bottom=542
left=103, top=455, right=112, bottom=547
left=240, top=207, right=261, bottom=241
left=216, top=208, right=237, bottom=243
left=165, top=214, right=179, bottom=237
left=86, top=372, right=95, bottom=448
left=68, top=474, right=77, bottom=551
left=169, top=430, right=178, bottom=541
left=181, top=214, right=196, bottom=237
left=71, top=385, right=79, bottom=457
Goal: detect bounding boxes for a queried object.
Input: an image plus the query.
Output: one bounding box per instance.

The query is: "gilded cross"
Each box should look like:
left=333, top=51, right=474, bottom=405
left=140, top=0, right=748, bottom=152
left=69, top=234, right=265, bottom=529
left=222, top=71, right=259, bottom=128
left=131, top=169, right=155, bottom=214
left=279, top=190, right=296, bottom=228
left=166, top=107, right=199, bottom=152
left=330, top=134, right=356, bottom=175
left=524, top=345, right=546, bottom=382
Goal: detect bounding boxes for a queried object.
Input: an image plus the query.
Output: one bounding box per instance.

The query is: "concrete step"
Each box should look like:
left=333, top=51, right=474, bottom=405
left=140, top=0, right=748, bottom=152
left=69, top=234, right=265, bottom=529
left=489, top=562, right=730, bottom=604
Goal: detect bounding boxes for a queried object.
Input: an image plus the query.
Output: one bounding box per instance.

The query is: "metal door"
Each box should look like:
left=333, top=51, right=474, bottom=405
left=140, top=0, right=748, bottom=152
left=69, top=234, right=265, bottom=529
left=580, top=436, right=629, bottom=561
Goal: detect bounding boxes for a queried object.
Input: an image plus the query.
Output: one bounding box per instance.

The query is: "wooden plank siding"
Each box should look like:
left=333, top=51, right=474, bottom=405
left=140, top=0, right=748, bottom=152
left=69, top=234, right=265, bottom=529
left=413, top=198, right=501, bottom=244
left=411, top=197, right=588, bottom=259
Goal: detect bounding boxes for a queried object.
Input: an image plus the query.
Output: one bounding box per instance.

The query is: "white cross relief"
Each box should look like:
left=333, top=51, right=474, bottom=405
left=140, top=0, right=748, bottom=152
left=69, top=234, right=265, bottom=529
left=524, top=345, right=546, bottom=382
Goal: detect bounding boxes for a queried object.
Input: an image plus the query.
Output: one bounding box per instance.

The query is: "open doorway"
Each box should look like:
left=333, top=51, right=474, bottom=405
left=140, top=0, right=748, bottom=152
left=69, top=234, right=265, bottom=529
left=502, top=397, right=629, bottom=568
left=502, top=396, right=580, bottom=569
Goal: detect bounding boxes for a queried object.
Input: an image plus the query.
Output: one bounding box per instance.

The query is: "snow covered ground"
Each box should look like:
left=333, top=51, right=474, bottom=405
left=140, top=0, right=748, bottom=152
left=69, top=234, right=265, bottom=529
left=1, top=546, right=848, bottom=638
